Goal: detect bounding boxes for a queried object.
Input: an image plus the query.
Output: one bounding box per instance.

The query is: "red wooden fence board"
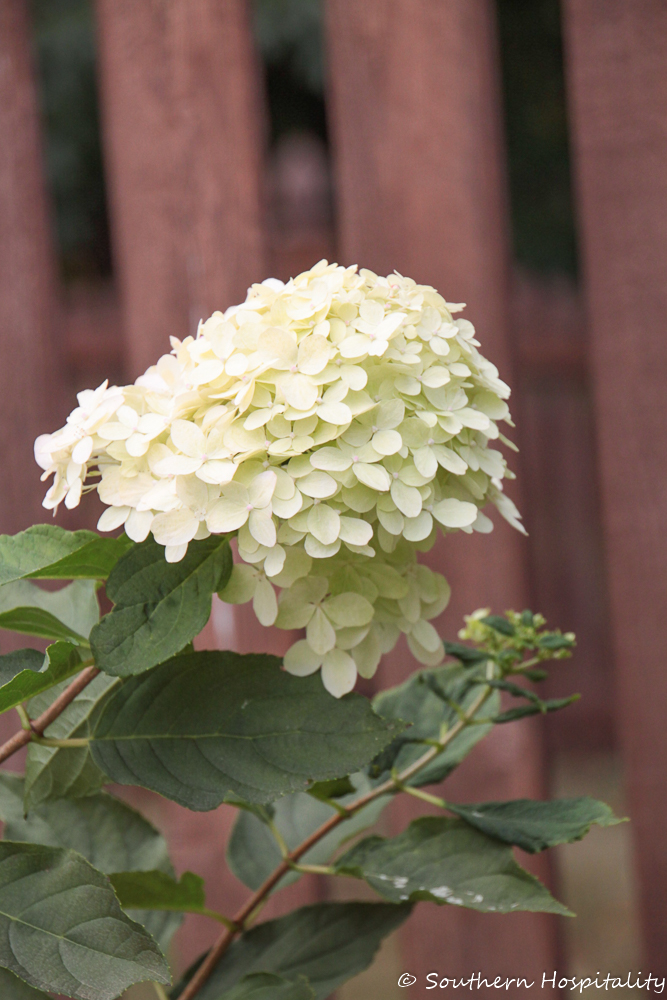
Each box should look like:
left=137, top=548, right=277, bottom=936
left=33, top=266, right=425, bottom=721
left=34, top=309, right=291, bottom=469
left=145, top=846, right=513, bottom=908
left=564, top=0, right=667, bottom=969
left=325, top=0, right=557, bottom=988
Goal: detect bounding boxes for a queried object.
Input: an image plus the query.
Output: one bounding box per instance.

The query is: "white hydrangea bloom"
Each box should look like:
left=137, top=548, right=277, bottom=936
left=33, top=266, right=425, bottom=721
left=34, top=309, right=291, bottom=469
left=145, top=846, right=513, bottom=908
left=36, top=261, right=524, bottom=697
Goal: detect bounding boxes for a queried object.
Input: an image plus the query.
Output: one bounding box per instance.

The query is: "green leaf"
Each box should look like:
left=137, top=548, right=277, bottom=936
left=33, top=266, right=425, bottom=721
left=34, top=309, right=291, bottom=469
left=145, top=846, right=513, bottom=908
left=480, top=615, right=516, bottom=636
left=110, top=870, right=213, bottom=915
left=227, top=773, right=389, bottom=891
left=220, top=973, right=315, bottom=1000
left=0, top=642, right=82, bottom=715
left=0, top=579, right=99, bottom=642
left=372, top=665, right=499, bottom=787
left=24, top=673, right=120, bottom=810
left=89, top=651, right=401, bottom=810
left=0, top=841, right=170, bottom=998
left=308, top=776, right=356, bottom=800
left=0, top=968, right=51, bottom=999
left=174, top=902, right=411, bottom=1000
left=0, top=774, right=181, bottom=951
left=0, top=524, right=132, bottom=585
left=90, top=535, right=233, bottom=676
left=443, top=641, right=488, bottom=665
left=537, top=633, right=575, bottom=650
left=449, top=797, right=625, bottom=853
left=335, top=816, right=571, bottom=915
left=493, top=694, right=579, bottom=724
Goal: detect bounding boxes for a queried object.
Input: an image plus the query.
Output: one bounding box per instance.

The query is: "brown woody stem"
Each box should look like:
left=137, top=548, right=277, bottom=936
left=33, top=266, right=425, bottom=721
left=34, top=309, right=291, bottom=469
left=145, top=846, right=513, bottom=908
left=0, top=662, right=98, bottom=765
left=176, top=678, right=493, bottom=1000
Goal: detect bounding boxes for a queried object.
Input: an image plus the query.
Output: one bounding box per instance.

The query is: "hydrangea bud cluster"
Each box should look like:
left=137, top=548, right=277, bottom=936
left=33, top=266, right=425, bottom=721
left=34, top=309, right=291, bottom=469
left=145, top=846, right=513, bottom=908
left=35, top=261, right=523, bottom=696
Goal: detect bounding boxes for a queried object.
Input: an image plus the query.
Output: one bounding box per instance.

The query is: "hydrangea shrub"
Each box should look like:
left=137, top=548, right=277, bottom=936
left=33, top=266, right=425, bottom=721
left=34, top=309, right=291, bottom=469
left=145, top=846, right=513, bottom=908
left=0, top=263, right=619, bottom=1000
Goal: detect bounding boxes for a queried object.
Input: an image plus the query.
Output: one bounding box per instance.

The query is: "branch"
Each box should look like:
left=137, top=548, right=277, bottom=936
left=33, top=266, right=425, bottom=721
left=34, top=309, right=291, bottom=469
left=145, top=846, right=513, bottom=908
left=176, top=678, right=493, bottom=1000
left=0, top=663, right=99, bottom=765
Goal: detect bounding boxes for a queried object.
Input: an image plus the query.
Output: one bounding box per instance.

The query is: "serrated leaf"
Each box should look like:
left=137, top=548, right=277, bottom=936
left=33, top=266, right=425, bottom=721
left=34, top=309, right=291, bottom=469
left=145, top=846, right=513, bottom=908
left=449, top=797, right=625, bottom=853
left=372, top=665, right=499, bottom=787
left=0, top=580, right=99, bottom=642
left=227, top=773, right=389, bottom=891
left=480, top=615, right=516, bottom=636
left=0, top=524, right=132, bottom=585
left=89, top=651, right=401, bottom=810
left=24, top=673, right=120, bottom=810
left=0, top=841, right=169, bottom=998
left=493, top=694, right=579, bottom=724
left=90, top=535, right=232, bottom=676
left=174, top=902, right=411, bottom=1000
left=221, top=973, right=315, bottom=1000
left=0, top=642, right=82, bottom=715
left=335, top=817, right=571, bottom=914
left=0, top=967, right=51, bottom=999
left=0, top=774, right=181, bottom=951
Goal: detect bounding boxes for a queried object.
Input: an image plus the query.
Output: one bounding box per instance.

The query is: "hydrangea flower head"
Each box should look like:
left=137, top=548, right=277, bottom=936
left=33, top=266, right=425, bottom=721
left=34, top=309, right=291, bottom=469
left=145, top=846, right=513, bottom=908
left=36, top=261, right=523, bottom=697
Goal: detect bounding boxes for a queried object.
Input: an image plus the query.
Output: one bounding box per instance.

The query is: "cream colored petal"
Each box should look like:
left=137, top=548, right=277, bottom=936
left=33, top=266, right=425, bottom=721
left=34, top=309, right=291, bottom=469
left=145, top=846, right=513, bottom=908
left=263, top=544, right=286, bottom=578
left=176, top=475, right=209, bottom=511
left=272, top=491, right=304, bottom=519
left=309, top=447, right=352, bottom=472
left=257, top=328, right=298, bottom=369
left=125, top=507, right=154, bottom=543
left=248, top=510, right=277, bottom=548
left=206, top=498, right=249, bottom=534
left=196, top=460, right=238, bottom=485
left=297, top=335, right=330, bottom=375
left=72, top=436, right=94, bottom=465
left=390, top=478, right=422, bottom=518
left=248, top=470, right=277, bottom=509
left=97, top=506, right=130, bottom=532
left=283, top=374, right=319, bottom=411
left=152, top=508, right=199, bottom=546
left=317, top=402, right=352, bottom=425
left=171, top=419, right=206, bottom=458
left=165, top=543, right=189, bottom=563
left=152, top=453, right=202, bottom=477
left=339, top=334, right=370, bottom=359
left=321, top=649, right=357, bottom=698
left=126, top=433, right=151, bottom=457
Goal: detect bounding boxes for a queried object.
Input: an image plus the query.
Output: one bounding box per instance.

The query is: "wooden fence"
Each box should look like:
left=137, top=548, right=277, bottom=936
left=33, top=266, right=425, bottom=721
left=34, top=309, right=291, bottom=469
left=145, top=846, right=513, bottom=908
left=1, top=0, right=666, bottom=989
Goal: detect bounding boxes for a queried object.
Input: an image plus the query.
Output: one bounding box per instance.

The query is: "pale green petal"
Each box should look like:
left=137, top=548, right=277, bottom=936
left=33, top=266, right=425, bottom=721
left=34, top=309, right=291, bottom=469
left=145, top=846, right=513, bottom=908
left=403, top=510, right=433, bottom=542
left=323, top=593, right=374, bottom=627
left=298, top=470, right=339, bottom=498
left=338, top=516, right=373, bottom=546
left=410, top=618, right=442, bottom=653
left=253, top=577, right=278, bottom=626
left=284, top=639, right=322, bottom=676
left=353, top=463, right=391, bottom=492
left=351, top=629, right=382, bottom=679
left=432, top=497, right=478, bottom=528
left=371, top=429, right=402, bottom=456
left=390, top=478, right=422, bottom=518
left=219, top=564, right=257, bottom=604
left=248, top=510, right=277, bottom=547
left=307, top=504, right=341, bottom=545
left=321, top=649, right=357, bottom=697
left=306, top=606, right=336, bottom=655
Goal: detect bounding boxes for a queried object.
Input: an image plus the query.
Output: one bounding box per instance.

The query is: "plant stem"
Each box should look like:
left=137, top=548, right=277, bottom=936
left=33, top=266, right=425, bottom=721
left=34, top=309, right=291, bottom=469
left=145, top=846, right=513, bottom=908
left=0, top=662, right=98, bottom=765
left=152, top=984, right=170, bottom=1000
left=176, top=678, right=493, bottom=1000
left=29, top=736, right=90, bottom=748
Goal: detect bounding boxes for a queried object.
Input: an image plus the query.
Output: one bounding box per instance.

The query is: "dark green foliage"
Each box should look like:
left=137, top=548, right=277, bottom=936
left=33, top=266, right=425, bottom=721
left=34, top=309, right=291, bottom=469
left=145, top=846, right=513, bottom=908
left=90, top=535, right=232, bottom=675
left=0, top=524, right=131, bottom=584
left=335, top=817, right=570, bottom=914
left=0, top=642, right=82, bottom=715
left=174, top=902, right=411, bottom=1000
left=0, top=842, right=169, bottom=997
left=90, top=651, right=401, bottom=809
left=449, top=797, right=624, bottom=853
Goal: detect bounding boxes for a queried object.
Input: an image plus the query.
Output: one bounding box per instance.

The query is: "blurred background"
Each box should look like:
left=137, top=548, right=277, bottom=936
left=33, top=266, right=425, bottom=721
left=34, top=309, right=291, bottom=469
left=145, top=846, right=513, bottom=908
left=1, top=0, right=666, bottom=996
